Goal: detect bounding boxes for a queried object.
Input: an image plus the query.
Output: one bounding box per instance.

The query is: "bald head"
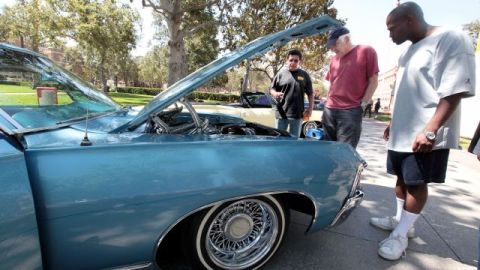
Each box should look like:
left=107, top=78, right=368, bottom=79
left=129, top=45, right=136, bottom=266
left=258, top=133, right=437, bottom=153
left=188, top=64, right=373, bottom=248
left=388, top=2, right=425, bottom=23
left=386, top=1, right=431, bottom=44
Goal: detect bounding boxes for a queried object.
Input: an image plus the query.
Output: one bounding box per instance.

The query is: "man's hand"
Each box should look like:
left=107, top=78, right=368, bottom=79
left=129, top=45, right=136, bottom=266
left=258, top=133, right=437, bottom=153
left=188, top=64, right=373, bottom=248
left=272, top=92, right=284, bottom=100
left=383, top=125, right=390, bottom=141
left=303, top=109, right=312, bottom=120
left=361, top=100, right=369, bottom=110
left=412, top=133, right=434, bottom=152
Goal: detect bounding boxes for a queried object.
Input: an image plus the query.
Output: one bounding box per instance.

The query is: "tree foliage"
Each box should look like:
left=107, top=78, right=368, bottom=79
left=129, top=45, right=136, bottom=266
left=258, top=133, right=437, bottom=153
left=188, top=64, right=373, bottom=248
left=0, top=0, right=65, bottom=52
left=56, top=0, right=140, bottom=91
left=463, top=19, right=480, bottom=45
left=137, top=45, right=168, bottom=87
left=140, top=0, right=235, bottom=86
left=222, top=0, right=338, bottom=90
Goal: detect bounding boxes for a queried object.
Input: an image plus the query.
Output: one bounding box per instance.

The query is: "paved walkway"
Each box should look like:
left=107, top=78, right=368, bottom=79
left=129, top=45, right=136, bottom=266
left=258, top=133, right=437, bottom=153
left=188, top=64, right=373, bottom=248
left=265, top=118, right=479, bottom=270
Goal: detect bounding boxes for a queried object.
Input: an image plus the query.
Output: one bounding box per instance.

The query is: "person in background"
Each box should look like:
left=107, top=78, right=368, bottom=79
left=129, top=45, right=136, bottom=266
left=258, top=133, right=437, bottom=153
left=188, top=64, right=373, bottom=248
left=374, top=98, right=381, bottom=118
left=323, top=26, right=379, bottom=148
left=270, top=49, right=314, bottom=137
left=363, top=99, right=373, bottom=118
left=370, top=1, right=476, bottom=261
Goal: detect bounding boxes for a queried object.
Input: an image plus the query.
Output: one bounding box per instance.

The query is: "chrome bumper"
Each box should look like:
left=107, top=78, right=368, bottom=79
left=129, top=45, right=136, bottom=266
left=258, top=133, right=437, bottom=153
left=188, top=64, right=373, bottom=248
left=329, top=161, right=366, bottom=227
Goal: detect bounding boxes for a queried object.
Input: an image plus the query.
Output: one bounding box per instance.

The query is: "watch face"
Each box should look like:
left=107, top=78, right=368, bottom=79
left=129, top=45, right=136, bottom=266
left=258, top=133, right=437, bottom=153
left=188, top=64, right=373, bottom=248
left=425, top=131, right=436, bottom=140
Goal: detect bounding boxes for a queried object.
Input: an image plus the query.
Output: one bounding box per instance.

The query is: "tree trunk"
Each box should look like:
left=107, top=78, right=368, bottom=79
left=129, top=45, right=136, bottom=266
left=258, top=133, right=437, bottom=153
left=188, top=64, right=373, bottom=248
left=99, top=56, right=108, bottom=92
left=241, top=59, right=251, bottom=93
left=166, top=2, right=187, bottom=86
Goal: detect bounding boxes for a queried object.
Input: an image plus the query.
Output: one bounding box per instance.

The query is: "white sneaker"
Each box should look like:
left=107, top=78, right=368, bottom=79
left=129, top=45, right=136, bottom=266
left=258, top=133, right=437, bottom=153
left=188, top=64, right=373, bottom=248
left=370, top=216, right=415, bottom=238
left=378, top=233, right=408, bottom=260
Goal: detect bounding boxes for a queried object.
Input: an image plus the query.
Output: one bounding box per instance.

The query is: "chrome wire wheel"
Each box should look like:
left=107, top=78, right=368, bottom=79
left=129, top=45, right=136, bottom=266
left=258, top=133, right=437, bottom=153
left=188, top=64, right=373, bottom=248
left=302, top=121, right=318, bottom=137
left=194, top=195, right=287, bottom=270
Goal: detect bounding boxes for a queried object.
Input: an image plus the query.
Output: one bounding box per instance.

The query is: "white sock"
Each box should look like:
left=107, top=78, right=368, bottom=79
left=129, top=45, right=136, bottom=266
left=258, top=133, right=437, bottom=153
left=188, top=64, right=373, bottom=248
left=393, top=209, right=419, bottom=238
left=395, top=197, right=405, bottom=221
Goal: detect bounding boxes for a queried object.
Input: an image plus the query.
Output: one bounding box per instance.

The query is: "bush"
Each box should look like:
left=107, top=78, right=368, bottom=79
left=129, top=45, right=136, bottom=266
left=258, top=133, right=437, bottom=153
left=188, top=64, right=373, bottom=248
left=187, top=92, right=239, bottom=103
left=116, top=86, right=163, bottom=95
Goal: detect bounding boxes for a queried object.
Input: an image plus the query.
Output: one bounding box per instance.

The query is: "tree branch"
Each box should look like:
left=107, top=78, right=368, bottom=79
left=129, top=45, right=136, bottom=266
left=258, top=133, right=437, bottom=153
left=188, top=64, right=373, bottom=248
left=140, top=0, right=172, bottom=16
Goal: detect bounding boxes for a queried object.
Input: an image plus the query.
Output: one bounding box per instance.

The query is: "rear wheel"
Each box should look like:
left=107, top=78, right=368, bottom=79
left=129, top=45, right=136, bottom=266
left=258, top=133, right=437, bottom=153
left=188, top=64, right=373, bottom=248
left=188, top=195, right=288, bottom=270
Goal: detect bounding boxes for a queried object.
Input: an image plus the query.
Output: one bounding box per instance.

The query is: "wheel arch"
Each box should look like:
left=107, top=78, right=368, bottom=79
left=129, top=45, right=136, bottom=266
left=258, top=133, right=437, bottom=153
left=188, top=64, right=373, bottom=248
left=154, top=191, right=317, bottom=268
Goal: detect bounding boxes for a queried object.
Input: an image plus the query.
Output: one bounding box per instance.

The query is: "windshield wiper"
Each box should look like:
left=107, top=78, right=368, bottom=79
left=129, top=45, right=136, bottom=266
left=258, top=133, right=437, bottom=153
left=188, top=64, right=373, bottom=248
left=56, top=111, right=115, bottom=124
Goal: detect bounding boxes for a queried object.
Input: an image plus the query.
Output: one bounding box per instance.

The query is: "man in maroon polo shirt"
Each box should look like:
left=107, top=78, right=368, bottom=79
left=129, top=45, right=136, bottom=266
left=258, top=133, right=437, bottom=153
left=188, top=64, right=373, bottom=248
left=323, top=26, right=379, bottom=148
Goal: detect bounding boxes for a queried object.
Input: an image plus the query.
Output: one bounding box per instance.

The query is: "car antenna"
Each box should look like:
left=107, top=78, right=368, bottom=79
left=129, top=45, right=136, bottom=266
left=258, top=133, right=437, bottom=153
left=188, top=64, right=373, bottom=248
left=80, top=107, right=92, bottom=146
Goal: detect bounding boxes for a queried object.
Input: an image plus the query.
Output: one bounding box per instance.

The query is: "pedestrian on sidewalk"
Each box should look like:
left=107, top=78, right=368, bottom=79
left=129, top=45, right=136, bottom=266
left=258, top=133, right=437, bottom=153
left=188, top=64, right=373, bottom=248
left=363, top=99, right=373, bottom=118
left=322, top=26, right=379, bottom=148
left=374, top=98, right=381, bottom=119
left=370, top=1, right=476, bottom=261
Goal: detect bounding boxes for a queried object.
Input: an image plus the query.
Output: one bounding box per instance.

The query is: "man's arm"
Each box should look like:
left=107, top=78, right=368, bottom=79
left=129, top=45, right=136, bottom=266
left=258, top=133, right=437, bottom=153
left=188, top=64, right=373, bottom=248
left=361, top=74, right=379, bottom=107
left=412, top=93, right=463, bottom=152
left=304, top=92, right=314, bottom=119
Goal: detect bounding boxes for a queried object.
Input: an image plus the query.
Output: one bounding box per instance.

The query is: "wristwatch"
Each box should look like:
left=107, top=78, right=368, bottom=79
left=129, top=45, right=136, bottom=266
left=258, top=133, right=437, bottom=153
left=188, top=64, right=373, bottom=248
left=424, top=131, right=436, bottom=141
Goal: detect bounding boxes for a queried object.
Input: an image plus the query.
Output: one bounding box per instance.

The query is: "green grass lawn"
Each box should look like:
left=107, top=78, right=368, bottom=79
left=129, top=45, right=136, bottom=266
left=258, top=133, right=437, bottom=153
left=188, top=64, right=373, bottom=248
left=108, top=92, right=153, bottom=106
left=374, top=114, right=391, bottom=122
left=459, top=137, right=472, bottom=150
left=1, top=92, right=72, bottom=105
left=0, top=84, right=34, bottom=93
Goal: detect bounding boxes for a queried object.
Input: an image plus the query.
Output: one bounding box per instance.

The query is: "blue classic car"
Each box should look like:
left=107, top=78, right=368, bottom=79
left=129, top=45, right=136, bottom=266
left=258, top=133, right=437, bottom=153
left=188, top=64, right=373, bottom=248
left=0, top=16, right=364, bottom=270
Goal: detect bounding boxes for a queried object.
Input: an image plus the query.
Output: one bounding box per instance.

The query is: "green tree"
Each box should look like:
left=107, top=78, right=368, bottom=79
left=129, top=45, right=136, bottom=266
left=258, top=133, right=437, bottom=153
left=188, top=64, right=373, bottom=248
left=222, top=0, right=338, bottom=91
left=137, top=46, right=168, bottom=87
left=0, top=0, right=66, bottom=52
left=140, top=0, right=235, bottom=86
left=463, top=19, right=480, bottom=47
left=59, top=0, right=140, bottom=91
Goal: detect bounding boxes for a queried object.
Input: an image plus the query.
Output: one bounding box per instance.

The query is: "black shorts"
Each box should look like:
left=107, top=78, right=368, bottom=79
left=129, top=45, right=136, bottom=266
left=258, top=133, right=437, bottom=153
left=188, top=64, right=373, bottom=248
left=386, top=149, right=450, bottom=185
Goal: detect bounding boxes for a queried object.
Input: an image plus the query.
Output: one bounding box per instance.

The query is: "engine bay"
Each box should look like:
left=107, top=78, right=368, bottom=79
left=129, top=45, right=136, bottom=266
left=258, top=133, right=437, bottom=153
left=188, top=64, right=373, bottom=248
left=144, top=101, right=290, bottom=137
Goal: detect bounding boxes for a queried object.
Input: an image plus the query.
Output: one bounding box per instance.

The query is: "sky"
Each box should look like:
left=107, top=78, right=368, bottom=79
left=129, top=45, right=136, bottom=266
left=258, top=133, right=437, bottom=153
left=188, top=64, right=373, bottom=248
left=1, top=0, right=479, bottom=72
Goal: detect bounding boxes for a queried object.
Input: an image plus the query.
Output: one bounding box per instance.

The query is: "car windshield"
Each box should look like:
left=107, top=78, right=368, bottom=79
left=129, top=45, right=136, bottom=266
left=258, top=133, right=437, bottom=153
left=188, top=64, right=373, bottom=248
left=0, top=46, right=120, bottom=130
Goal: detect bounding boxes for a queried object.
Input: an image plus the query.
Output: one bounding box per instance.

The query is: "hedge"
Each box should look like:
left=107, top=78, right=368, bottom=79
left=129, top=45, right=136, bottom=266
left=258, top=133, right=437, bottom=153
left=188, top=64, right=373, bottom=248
left=116, top=86, right=163, bottom=95
left=187, top=92, right=239, bottom=103
left=116, top=86, right=239, bottom=102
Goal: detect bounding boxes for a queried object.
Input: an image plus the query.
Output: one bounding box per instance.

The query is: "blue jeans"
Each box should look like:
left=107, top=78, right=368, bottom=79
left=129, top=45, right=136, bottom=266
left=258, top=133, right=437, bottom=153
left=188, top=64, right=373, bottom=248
left=321, top=106, right=363, bottom=148
left=276, top=118, right=302, bottom=137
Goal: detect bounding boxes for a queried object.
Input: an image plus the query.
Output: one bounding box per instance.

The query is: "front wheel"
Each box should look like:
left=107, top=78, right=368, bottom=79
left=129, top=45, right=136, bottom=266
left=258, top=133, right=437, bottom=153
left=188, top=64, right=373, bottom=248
left=188, top=195, right=288, bottom=270
left=301, top=121, right=319, bottom=138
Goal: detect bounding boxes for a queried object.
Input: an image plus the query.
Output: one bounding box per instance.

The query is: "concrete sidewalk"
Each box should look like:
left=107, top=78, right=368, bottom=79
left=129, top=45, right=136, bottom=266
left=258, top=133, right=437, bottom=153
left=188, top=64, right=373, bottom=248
left=265, top=118, right=479, bottom=270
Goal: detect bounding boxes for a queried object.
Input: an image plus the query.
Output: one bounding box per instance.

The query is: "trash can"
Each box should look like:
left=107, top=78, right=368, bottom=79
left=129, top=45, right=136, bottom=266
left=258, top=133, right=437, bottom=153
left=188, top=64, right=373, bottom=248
left=305, top=128, right=324, bottom=140
left=36, top=87, right=58, bottom=105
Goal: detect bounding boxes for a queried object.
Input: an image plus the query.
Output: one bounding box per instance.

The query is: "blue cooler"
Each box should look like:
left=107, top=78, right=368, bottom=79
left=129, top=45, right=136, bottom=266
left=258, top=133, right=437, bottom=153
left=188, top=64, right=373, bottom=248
left=305, top=128, right=324, bottom=140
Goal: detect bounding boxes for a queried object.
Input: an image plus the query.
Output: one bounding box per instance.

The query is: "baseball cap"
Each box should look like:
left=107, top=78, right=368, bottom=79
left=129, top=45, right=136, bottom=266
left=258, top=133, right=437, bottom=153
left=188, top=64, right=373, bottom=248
left=326, top=26, right=350, bottom=48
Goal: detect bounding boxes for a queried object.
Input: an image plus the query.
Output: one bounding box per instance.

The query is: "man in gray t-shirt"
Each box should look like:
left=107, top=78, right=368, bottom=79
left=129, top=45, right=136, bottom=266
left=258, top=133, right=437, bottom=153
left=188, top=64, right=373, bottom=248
left=369, top=2, right=475, bottom=261
left=270, top=49, right=313, bottom=137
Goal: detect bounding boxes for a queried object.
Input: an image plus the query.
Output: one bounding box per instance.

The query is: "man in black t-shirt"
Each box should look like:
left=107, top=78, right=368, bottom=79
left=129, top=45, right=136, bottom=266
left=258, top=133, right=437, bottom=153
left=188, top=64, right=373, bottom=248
left=269, top=49, right=314, bottom=137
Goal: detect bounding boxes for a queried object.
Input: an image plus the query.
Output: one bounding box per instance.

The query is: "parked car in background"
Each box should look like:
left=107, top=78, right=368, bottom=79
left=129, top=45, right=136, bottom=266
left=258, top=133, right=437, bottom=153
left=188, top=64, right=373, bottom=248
left=0, top=15, right=365, bottom=270
left=194, top=91, right=324, bottom=137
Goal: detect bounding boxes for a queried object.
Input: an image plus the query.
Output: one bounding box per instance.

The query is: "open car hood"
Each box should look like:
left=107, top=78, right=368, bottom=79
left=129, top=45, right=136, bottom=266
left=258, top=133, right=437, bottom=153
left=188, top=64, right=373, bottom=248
left=119, top=15, right=341, bottom=132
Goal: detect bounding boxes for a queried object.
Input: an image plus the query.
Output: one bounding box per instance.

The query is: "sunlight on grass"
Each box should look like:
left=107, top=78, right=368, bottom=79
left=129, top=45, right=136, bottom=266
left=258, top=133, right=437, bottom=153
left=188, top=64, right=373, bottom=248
left=108, top=92, right=154, bottom=106
left=375, top=114, right=391, bottom=122
left=0, top=92, right=72, bottom=105
left=459, top=137, right=471, bottom=151
left=0, top=84, right=33, bottom=93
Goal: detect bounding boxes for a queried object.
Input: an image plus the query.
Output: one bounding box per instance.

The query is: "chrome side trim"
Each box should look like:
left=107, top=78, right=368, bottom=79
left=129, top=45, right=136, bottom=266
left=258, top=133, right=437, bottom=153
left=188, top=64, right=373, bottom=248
left=152, top=190, right=317, bottom=268
left=105, top=262, right=152, bottom=270
left=329, top=162, right=366, bottom=227
left=348, top=162, right=366, bottom=198
left=329, top=189, right=364, bottom=226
